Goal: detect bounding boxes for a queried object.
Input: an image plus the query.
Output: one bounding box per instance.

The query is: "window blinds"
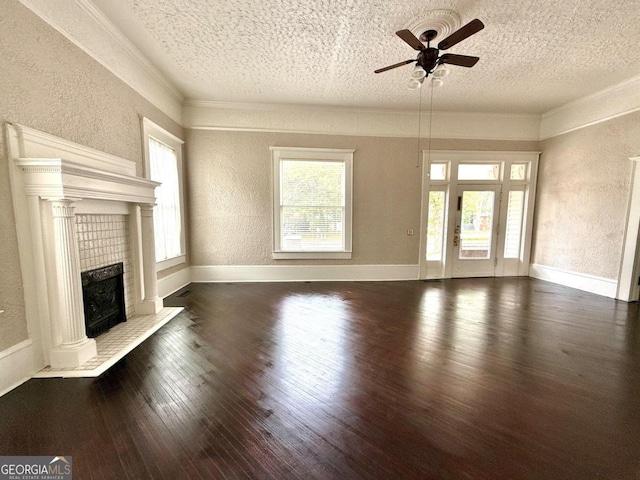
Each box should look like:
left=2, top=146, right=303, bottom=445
left=149, top=137, right=182, bottom=261
left=280, top=160, right=345, bottom=251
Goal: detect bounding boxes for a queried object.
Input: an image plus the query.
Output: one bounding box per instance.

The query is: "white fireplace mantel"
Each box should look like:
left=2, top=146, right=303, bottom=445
left=16, top=158, right=159, bottom=204
left=6, top=123, right=165, bottom=370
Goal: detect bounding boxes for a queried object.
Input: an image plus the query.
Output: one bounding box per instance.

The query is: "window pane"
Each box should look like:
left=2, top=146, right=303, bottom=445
left=459, top=190, right=495, bottom=259
left=510, top=164, right=527, bottom=180
left=429, top=163, right=447, bottom=180
left=281, top=161, right=344, bottom=206
left=281, top=206, right=343, bottom=251
left=426, top=191, right=445, bottom=261
left=504, top=191, right=525, bottom=258
left=280, top=160, right=345, bottom=252
left=458, top=163, right=500, bottom=180
left=149, top=137, right=182, bottom=262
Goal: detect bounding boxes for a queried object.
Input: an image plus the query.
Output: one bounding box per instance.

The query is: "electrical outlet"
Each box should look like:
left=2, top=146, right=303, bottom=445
left=407, top=229, right=414, bottom=236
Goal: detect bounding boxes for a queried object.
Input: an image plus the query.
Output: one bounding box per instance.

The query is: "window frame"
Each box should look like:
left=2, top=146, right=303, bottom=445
left=270, top=146, right=354, bottom=260
left=141, top=117, right=186, bottom=271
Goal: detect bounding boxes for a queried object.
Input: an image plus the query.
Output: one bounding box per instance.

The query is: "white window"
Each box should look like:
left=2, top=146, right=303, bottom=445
left=142, top=118, right=186, bottom=270
left=271, top=147, right=354, bottom=259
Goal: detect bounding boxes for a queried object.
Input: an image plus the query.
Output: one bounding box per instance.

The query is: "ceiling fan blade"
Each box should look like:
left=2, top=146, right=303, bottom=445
left=439, top=53, right=479, bottom=67
left=396, top=29, right=424, bottom=51
left=374, top=59, right=416, bottom=74
left=438, top=19, right=484, bottom=50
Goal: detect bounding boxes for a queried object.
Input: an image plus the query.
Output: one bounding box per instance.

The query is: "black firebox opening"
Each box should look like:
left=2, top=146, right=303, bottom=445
left=81, top=262, right=126, bottom=338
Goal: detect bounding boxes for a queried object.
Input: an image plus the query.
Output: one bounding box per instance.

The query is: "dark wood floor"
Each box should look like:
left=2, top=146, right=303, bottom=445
left=1, top=278, right=640, bottom=479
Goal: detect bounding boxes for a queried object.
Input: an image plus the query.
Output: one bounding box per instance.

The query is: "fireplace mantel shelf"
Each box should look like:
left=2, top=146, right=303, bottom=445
left=16, top=157, right=160, bottom=204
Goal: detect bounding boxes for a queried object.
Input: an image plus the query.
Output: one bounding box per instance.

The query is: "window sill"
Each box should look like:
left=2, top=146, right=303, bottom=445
left=273, top=251, right=352, bottom=260
left=157, top=254, right=186, bottom=272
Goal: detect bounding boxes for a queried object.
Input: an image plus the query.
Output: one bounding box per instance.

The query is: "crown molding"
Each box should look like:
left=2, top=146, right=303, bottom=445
left=18, top=0, right=184, bottom=124
left=18, top=0, right=639, bottom=140
left=184, top=101, right=541, bottom=141
left=183, top=99, right=427, bottom=115
left=540, top=74, right=640, bottom=139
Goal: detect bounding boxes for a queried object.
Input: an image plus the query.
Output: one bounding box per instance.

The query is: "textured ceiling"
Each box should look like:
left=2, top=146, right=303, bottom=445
left=92, top=0, right=640, bottom=114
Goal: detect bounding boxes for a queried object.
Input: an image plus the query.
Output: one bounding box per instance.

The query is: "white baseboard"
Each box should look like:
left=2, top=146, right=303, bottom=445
left=158, top=267, right=192, bottom=298
left=529, top=264, right=618, bottom=298
left=0, top=339, right=39, bottom=397
left=190, top=264, right=420, bottom=283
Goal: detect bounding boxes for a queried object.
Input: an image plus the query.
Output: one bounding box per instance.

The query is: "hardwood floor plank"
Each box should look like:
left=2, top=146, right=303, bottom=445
left=1, top=278, right=639, bottom=479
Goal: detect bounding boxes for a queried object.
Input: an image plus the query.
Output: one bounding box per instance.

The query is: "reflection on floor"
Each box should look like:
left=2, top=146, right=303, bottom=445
left=2, top=278, right=640, bottom=479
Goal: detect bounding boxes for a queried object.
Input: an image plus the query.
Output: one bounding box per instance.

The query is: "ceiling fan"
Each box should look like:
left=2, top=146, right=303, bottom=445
left=374, top=19, right=484, bottom=81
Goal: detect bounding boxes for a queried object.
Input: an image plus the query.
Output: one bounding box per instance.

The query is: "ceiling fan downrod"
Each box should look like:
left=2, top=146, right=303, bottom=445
left=417, top=30, right=439, bottom=77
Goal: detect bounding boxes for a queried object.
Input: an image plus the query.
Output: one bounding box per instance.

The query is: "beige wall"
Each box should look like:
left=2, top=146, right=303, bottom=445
left=5, top=0, right=634, bottom=357
left=0, top=0, right=184, bottom=351
left=187, top=129, right=538, bottom=266
left=532, top=111, right=640, bottom=279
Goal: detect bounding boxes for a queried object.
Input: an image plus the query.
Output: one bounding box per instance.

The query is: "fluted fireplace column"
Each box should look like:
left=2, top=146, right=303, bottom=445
left=138, top=203, right=163, bottom=314
left=48, top=199, right=97, bottom=368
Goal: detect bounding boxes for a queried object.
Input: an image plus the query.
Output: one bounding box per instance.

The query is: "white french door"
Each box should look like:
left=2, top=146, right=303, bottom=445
left=452, top=185, right=501, bottom=277
left=419, top=151, right=539, bottom=279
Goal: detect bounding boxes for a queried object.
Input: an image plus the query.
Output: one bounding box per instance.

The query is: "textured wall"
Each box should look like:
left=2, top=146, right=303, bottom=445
left=187, top=129, right=538, bottom=266
left=532, top=112, right=640, bottom=279
left=0, top=0, right=184, bottom=351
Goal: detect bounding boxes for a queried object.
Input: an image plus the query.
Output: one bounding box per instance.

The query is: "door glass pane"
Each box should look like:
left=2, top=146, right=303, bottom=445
left=504, top=191, right=524, bottom=258
left=510, top=164, right=527, bottom=180
left=459, top=190, right=495, bottom=259
left=458, top=164, right=499, bottom=180
left=429, top=163, right=447, bottom=180
left=426, top=191, right=445, bottom=261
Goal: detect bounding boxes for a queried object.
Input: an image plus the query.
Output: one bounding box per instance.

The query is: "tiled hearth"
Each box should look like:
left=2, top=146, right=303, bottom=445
left=33, top=307, right=182, bottom=378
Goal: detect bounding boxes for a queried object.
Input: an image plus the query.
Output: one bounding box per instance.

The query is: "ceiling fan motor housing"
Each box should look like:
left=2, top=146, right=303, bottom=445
left=417, top=48, right=439, bottom=75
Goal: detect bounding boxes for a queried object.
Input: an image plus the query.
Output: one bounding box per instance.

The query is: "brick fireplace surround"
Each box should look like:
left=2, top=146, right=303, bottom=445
left=5, top=123, right=182, bottom=378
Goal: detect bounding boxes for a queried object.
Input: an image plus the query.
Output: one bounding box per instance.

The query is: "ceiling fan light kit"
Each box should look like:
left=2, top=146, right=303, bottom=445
left=407, top=78, right=423, bottom=90
left=410, top=65, right=427, bottom=80
left=431, top=64, right=450, bottom=79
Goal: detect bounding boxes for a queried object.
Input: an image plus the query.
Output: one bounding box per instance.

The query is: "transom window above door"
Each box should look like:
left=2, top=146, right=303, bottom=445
left=457, top=163, right=500, bottom=181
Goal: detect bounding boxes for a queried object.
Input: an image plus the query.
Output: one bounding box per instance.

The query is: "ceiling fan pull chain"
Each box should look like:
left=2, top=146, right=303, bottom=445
left=427, top=82, right=435, bottom=168
left=416, top=84, right=424, bottom=168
